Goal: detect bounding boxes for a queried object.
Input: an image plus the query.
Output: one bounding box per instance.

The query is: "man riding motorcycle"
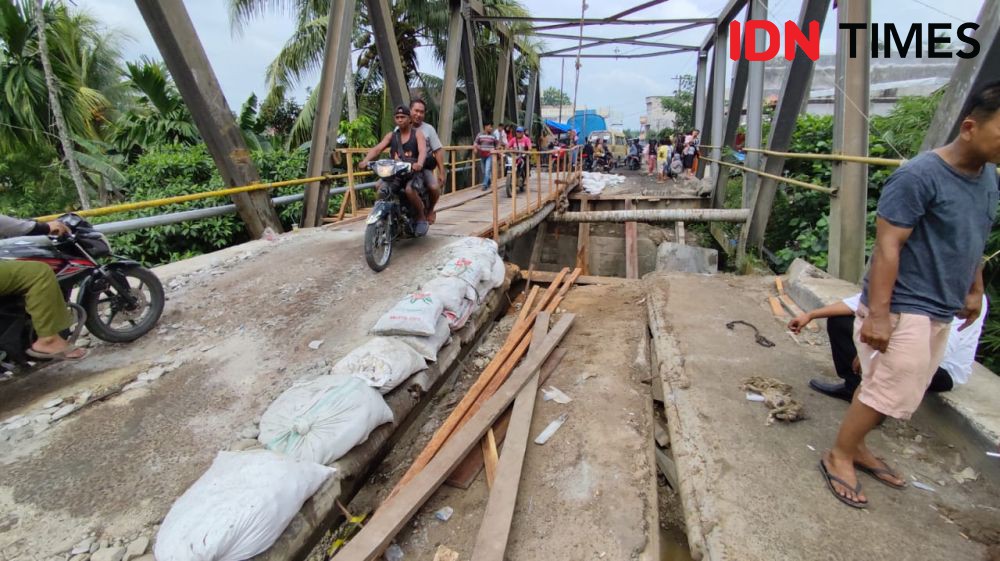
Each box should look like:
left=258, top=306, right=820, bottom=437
left=359, top=105, right=429, bottom=236
left=0, top=214, right=87, bottom=360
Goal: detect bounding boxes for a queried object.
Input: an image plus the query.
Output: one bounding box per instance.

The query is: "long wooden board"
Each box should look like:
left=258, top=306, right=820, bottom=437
left=521, top=270, right=635, bottom=286
left=331, top=314, right=575, bottom=561
left=470, top=313, right=551, bottom=561
left=445, top=348, right=567, bottom=489
left=624, top=199, right=639, bottom=279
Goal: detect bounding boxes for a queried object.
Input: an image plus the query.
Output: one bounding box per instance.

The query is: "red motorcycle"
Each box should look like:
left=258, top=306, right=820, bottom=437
left=0, top=214, right=164, bottom=368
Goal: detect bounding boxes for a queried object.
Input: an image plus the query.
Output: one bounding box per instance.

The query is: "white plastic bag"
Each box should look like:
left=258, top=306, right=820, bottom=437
left=395, top=316, right=452, bottom=361
left=331, top=337, right=427, bottom=392
left=259, top=376, right=394, bottom=464
left=372, top=290, right=445, bottom=336
left=154, top=450, right=334, bottom=561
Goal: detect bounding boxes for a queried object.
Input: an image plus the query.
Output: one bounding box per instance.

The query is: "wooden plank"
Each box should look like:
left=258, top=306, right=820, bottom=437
left=576, top=196, right=590, bottom=275
left=655, top=447, right=680, bottom=490
left=529, top=221, right=548, bottom=272
left=482, top=429, right=499, bottom=488
left=654, top=419, right=670, bottom=448
left=332, top=314, right=575, bottom=561
left=625, top=199, right=639, bottom=279
left=768, top=296, right=788, bottom=319
left=774, top=276, right=785, bottom=295
left=521, top=270, right=635, bottom=286
left=675, top=220, right=685, bottom=245
left=388, top=269, right=571, bottom=497
left=445, top=348, right=566, bottom=489
left=780, top=294, right=819, bottom=332
left=470, top=312, right=551, bottom=561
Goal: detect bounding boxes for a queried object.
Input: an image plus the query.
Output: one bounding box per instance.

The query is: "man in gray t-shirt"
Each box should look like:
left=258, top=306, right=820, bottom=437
left=410, top=99, right=443, bottom=223
left=820, top=81, right=999, bottom=510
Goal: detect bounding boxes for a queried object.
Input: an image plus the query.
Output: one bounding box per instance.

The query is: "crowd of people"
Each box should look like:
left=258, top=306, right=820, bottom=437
left=625, top=128, right=701, bottom=182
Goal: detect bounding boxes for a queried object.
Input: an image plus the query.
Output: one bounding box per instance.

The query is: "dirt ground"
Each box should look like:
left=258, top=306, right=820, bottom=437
left=337, top=283, right=662, bottom=561
left=0, top=227, right=467, bottom=560
left=647, top=273, right=1000, bottom=561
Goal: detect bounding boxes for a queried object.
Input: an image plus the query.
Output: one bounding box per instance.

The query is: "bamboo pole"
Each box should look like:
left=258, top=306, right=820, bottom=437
left=450, top=150, right=457, bottom=194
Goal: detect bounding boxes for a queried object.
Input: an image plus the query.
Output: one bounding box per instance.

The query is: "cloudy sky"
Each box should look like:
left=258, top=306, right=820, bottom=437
left=78, top=0, right=985, bottom=131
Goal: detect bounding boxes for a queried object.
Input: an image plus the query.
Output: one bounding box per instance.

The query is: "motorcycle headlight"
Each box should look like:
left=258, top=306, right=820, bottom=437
left=373, top=160, right=395, bottom=179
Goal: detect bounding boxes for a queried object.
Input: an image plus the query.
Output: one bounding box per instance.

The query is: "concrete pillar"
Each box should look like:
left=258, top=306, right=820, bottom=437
left=828, top=0, right=871, bottom=283
left=134, top=0, right=282, bottom=237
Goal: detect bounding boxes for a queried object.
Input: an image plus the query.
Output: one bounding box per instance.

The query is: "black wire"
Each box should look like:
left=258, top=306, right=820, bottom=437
left=726, top=320, right=775, bottom=348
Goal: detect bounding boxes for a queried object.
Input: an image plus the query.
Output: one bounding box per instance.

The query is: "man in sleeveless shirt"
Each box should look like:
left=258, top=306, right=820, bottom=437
left=359, top=105, right=430, bottom=235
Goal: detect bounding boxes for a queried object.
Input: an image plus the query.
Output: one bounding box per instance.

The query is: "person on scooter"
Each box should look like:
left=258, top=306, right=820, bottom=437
left=0, top=214, right=87, bottom=360
left=409, top=98, right=443, bottom=225
left=508, top=126, right=532, bottom=191
left=582, top=140, right=594, bottom=171
left=359, top=105, right=429, bottom=236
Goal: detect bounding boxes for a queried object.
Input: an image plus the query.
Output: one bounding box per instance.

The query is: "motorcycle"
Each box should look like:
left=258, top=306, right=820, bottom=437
left=364, top=159, right=429, bottom=272
left=624, top=153, right=641, bottom=171
left=0, top=213, right=165, bottom=369
left=594, top=152, right=617, bottom=173
left=504, top=152, right=528, bottom=198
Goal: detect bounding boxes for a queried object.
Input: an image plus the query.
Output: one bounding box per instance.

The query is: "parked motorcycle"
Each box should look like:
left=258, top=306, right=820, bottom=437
left=364, top=159, right=430, bottom=272
left=0, top=213, right=164, bottom=368
left=504, top=153, right=528, bottom=198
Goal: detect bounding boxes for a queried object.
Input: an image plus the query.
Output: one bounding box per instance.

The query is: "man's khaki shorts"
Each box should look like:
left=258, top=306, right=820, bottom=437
left=853, top=303, right=950, bottom=419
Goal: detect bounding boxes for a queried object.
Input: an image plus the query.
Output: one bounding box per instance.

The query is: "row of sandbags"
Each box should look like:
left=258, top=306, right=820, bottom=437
left=581, top=171, right=626, bottom=195
left=154, top=238, right=505, bottom=561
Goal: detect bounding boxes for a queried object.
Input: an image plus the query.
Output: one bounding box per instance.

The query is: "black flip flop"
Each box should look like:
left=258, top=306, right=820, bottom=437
left=819, top=458, right=868, bottom=509
left=855, top=459, right=906, bottom=490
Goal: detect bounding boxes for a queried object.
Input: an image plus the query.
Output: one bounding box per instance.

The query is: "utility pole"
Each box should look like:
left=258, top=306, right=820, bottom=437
left=558, top=59, right=565, bottom=123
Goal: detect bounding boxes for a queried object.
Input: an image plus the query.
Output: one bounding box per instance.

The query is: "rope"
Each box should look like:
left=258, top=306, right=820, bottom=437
left=569, top=0, right=586, bottom=128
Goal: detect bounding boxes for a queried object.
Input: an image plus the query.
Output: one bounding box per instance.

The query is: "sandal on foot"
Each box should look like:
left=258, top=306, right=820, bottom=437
left=855, top=458, right=906, bottom=490
left=819, top=458, right=868, bottom=509
left=27, top=347, right=88, bottom=361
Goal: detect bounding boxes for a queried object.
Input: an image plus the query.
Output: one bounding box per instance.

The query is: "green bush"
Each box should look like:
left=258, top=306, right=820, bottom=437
left=97, top=144, right=334, bottom=266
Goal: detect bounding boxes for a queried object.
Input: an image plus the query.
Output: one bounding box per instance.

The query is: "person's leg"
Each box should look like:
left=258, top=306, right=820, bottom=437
left=0, top=261, right=83, bottom=357
left=423, top=169, right=440, bottom=224
left=404, top=183, right=428, bottom=235
left=926, top=367, right=954, bottom=392
left=483, top=156, right=493, bottom=189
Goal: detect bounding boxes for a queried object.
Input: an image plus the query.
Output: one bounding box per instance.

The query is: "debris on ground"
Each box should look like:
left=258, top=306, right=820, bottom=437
left=434, top=506, right=454, bottom=522
left=534, top=412, right=569, bottom=444
left=741, top=376, right=806, bottom=425
left=541, top=385, right=572, bottom=404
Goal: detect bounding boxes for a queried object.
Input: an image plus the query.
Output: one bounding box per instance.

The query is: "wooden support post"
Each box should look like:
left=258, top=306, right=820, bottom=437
left=134, top=0, right=282, bottom=238
left=346, top=155, right=357, bottom=217
left=530, top=221, right=547, bottom=271
left=576, top=196, right=590, bottom=275
left=625, top=199, right=639, bottom=279
left=536, top=153, right=542, bottom=208
left=511, top=153, right=518, bottom=223
left=472, top=151, right=477, bottom=187
left=450, top=150, right=457, bottom=193
left=675, top=220, right=685, bottom=245
left=492, top=154, right=500, bottom=240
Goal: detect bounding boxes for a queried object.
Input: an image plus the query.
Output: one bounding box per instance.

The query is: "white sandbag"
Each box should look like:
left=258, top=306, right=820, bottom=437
left=444, top=297, right=476, bottom=331
left=448, top=237, right=498, bottom=254
left=259, top=375, right=394, bottom=464
left=395, top=316, right=452, bottom=361
left=371, top=290, right=445, bottom=336
left=423, top=276, right=471, bottom=313
left=154, top=450, right=334, bottom=561
left=331, top=337, right=427, bottom=392
left=439, top=254, right=487, bottom=287
left=483, top=253, right=506, bottom=290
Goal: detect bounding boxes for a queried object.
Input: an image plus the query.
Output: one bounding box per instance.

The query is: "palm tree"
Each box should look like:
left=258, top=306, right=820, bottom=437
left=31, top=0, right=89, bottom=208
left=228, top=0, right=538, bottom=143
left=110, top=57, right=200, bottom=161
left=0, top=1, right=123, bottom=209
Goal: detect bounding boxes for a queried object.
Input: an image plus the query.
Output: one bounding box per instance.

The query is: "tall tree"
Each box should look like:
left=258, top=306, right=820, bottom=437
left=31, top=0, right=89, bottom=208
left=661, top=74, right=695, bottom=133
left=541, top=86, right=570, bottom=106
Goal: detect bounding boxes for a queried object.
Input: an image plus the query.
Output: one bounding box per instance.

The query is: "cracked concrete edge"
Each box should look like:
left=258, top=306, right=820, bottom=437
left=253, top=276, right=510, bottom=561
left=785, top=258, right=1000, bottom=456
left=645, top=279, right=722, bottom=561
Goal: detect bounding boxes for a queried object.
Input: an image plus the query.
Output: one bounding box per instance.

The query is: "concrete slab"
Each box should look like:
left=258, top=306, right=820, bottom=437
left=656, top=242, right=718, bottom=274
left=646, top=272, right=1000, bottom=561
left=0, top=226, right=501, bottom=560
left=343, top=284, right=660, bottom=560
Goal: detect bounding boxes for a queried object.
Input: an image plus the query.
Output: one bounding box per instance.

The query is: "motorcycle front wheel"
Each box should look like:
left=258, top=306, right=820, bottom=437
left=365, top=216, right=393, bottom=272
left=83, top=266, right=164, bottom=343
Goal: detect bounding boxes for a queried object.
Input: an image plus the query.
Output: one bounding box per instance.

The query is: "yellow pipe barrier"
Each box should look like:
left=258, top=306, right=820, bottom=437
left=700, top=156, right=837, bottom=195
left=699, top=145, right=905, bottom=167
left=34, top=173, right=372, bottom=222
